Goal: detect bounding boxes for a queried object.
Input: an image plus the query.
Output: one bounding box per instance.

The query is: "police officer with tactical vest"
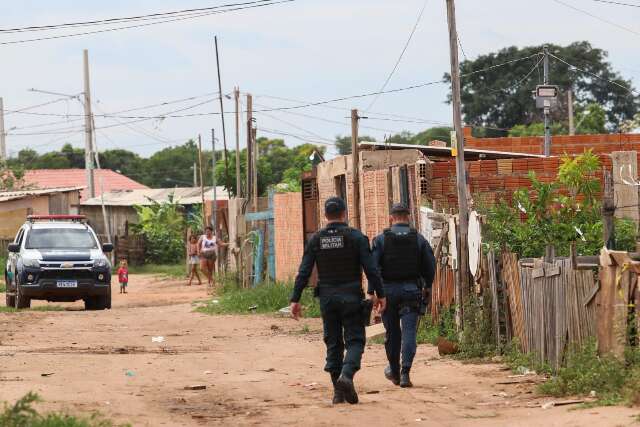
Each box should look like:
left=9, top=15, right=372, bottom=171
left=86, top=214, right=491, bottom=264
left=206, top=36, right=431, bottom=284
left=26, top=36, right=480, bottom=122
left=372, top=203, right=435, bottom=388
left=290, top=197, right=386, bottom=405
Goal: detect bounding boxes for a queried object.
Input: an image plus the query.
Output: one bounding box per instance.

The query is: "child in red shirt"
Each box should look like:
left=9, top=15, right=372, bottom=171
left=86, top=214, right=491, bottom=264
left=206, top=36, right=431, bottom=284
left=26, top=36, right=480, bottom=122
left=117, top=259, right=129, bottom=294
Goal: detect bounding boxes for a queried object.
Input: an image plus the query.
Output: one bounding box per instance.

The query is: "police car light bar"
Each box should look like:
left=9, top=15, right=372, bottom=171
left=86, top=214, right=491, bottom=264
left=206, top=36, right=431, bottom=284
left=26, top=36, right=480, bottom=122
left=27, top=215, right=87, bottom=222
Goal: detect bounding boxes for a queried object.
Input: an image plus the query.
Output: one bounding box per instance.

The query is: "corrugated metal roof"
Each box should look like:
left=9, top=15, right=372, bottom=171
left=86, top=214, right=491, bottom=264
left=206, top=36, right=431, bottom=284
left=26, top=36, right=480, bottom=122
left=23, top=169, right=148, bottom=201
left=359, top=141, right=549, bottom=159
left=0, top=186, right=83, bottom=202
left=81, top=187, right=230, bottom=206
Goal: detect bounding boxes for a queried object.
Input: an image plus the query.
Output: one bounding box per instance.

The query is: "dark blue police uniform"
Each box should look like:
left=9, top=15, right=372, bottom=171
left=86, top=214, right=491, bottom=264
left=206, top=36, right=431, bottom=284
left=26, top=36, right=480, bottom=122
left=292, top=197, right=384, bottom=404
left=371, top=205, right=435, bottom=387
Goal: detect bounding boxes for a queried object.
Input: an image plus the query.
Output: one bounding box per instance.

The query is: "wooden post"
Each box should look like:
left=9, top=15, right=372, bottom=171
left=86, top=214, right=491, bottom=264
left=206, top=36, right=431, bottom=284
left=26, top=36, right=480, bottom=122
left=446, top=0, right=471, bottom=312
left=198, top=135, right=206, bottom=226
left=487, top=250, right=501, bottom=349
left=234, top=87, right=242, bottom=197
left=603, top=170, right=615, bottom=250
left=351, top=109, right=361, bottom=230
left=246, top=94, right=253, bottom=207
left=252, top=127, right=258, bottom=211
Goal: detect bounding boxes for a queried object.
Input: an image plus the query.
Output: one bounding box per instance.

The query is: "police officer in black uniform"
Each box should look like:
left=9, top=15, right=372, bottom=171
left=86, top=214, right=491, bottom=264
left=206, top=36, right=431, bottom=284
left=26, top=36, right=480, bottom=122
left=372, top=203, right=435, bottom=388
left=290, top=197, right=386, bottom=405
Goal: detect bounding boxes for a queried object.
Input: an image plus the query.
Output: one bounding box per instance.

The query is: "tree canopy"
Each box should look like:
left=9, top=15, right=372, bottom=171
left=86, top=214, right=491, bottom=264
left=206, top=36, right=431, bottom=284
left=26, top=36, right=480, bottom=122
left=446, top=42, right=639, bottom=134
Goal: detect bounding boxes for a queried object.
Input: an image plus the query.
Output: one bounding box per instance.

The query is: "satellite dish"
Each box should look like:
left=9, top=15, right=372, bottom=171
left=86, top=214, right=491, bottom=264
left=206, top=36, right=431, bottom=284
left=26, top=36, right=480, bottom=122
left=468, top=211, right=482, bottom=277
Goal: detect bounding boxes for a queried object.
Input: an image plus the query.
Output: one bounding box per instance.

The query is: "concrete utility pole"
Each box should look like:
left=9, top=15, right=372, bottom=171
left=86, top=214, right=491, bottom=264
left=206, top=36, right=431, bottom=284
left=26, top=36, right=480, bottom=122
left=83, top=49, right=95, bottom=198
left=0, top=97, right=6, bottom=161
left=252, top=126, right=258, bottom=211
left=193, top=162, right=198, bottom=187
left=246, top=93, right=254, bottom=208
left=350, top=109, right=361, bottom=230
left=234, top=87, right=241, bottom=197
left=445, top=0, right=471, bottom=312
left=543, top=45, right=552, bottom=156
left=212, top=128, right=217, bottom=232
left=568, top=89, right=575, bottom=136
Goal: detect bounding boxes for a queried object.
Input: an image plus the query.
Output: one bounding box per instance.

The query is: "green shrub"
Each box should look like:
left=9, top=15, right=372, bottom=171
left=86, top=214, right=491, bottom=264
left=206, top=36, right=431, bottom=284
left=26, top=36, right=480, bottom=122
left=126, top=264, right=185, bottom=278
left=457, top=296, right=496, bottom=359
left=503, top=338, right=552, bottom=375
left=197, top=279, right=320, bottom=318
left=0, top=392, right=129, bottom=427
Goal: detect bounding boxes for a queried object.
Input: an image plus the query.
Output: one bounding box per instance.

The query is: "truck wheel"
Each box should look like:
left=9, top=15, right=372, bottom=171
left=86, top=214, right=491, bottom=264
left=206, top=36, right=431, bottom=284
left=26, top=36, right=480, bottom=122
left=84, top=298, right=96, bottom=310
left=105, top=286, right=112, bottom=310
left=15, top=284, right=30, bottom=309
left=94, top=294, right=109, bottom=310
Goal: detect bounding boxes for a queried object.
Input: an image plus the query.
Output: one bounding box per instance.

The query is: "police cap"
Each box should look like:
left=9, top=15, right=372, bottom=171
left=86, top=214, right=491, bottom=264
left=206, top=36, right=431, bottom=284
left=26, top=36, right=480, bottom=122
left=325, top=197, right=346, bottom=215
left=390, top=203, right=410, bottom=215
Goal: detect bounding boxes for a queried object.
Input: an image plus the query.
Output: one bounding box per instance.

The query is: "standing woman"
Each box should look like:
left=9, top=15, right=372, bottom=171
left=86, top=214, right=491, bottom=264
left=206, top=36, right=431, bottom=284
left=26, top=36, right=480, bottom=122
left=198, top=226, right=228, bottom=288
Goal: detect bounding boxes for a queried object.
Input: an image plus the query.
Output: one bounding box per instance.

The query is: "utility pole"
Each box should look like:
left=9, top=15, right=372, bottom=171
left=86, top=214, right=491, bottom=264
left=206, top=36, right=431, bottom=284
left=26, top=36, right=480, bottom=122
left=212, top=128, right=217, bottom=232
left=198, top=135, right=206, bottom=226
left=446, top=0, right=471, bottom=318
left=234, top=87, right=241, bottom=197
left=568, top=89, right=575, bottom=136
left=214, top=36, right=231, bottom=192
left=350, top=109, right=361, bottom=230
left=543, top=45, right=552, bottom=156
left=83, top=49, right=95, bottom=199
left=246, top=94, right=253, bottom=208
left=252, top=126, right=258, bottom=211
left=0, top=97, right=6, bottom=161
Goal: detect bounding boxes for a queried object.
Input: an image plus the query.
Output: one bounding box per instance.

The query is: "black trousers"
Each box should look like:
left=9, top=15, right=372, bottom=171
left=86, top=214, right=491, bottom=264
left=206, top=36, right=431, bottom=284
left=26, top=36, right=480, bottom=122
left=319, top=293, right=365, bottom=379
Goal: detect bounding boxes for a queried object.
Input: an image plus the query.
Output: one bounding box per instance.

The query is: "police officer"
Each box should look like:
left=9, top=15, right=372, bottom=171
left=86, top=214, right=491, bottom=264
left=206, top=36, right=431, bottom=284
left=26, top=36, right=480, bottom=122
left=290, top=196, right=386, bottom=405
left=372, top=203, right=435, bottom=388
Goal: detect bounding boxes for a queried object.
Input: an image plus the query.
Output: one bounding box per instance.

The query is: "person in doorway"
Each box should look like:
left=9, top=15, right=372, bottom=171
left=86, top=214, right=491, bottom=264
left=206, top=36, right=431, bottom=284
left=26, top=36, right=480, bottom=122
left=187, top=234, right=202, bottom=286
left=290, top=197, right=386, bottom=405
left=372, top=203, right=436, bottom=388
left=117, top=258, right=129, bottom=294
left=198, top=226, right=228, bottom=287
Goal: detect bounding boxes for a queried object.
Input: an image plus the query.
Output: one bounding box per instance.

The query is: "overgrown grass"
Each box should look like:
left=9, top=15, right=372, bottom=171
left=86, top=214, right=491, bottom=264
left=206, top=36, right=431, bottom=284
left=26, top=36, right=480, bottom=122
left=126, top=263, right=186, bottom=278
left=0, top=305, right=66, bottom=313
left=197, top=273, right=320, bottom=318
left=1, top=392, right=129, bottom=427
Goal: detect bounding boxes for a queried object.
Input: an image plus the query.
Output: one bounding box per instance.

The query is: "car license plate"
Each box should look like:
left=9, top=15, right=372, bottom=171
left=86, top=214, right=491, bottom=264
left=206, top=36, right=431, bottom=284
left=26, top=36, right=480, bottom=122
left=57, top=280, right=77, bottom=288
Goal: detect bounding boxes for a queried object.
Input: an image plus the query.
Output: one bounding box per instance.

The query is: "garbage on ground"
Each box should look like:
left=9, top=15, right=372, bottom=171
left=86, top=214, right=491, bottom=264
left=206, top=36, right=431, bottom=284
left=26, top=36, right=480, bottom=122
left=125, top=370, right=135, bottom=377
left=41, top=372, right=54, bottom=377
left=278, top=306, right=291, bottom=317
left=515, top=366, right=534, bottom=375
left=184, top=385, right=207, bottom=390
left=541, top=402, right=555, bottom=410
left=248, top=305, right=258, bottom=311
left=203, top=370, right=213, bottom=375
left=211, top=299, right=219, bottom=304
left=151, top=336, right=165, bottom=343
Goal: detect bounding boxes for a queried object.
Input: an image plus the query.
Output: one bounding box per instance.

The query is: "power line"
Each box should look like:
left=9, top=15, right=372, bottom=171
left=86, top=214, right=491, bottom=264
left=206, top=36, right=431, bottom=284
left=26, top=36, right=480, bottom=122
left=364, top=0, right=429, bottom=112
left=552, top=0, right=640, bottom=38
left=549, top=52, right=636, bottom=95
left=591, top=0, right=640, bottom=8
left=0, top=0, right=296, bottom=45
left=5, top=96, right=75, bottom=115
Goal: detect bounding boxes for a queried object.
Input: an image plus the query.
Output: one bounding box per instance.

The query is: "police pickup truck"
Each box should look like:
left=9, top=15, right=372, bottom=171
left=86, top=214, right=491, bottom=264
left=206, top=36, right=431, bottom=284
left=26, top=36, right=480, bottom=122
left=4, top=215, right=113, bottom=310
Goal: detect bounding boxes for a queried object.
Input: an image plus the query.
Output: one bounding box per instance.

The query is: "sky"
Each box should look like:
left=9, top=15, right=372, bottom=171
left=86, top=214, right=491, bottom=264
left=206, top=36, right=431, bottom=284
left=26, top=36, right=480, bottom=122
left=3, top=0, right=640, bottom=159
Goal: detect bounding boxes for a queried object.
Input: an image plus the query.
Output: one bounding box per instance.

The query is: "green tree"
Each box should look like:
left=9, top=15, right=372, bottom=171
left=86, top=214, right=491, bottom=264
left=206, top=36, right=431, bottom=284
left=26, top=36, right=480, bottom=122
left=575, top=103, right=607, bottom=134
left=142, top=140, right=200, bottom=188
left=99, top=149, right=147, bottom=182
left=335, top=135, right=376, bottom=155
left=132, top=195, right=186, bottom=264
left=447, top=42, right=638, bottom=134
left=60, top=144, right=85, bottom=168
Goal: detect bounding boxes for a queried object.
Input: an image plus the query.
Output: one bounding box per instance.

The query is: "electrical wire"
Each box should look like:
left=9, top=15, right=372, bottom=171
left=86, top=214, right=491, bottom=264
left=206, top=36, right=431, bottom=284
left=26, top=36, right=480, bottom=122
left=552, top=0, right=640, bottom=38
left=0, top=0, right=296, bottom=45
left=5, top=96, right=75, bottom=115
left=591, top=0, right=640, bottom=8
left=485, top=54, right=544, bottom=94
left=549, top=52, right=636, bottom=95
left=364, top=0, right=429, bottom=112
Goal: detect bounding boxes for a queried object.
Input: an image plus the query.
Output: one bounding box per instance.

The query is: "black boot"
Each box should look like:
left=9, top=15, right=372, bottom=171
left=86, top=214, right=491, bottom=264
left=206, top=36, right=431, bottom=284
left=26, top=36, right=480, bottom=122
left=331, top=373, right=345, bottom=404
left=384, top=365, right=400, bottom=386
left=400, top=368, right=413, bottom=388
left=336, top=374, right=359, bottom=404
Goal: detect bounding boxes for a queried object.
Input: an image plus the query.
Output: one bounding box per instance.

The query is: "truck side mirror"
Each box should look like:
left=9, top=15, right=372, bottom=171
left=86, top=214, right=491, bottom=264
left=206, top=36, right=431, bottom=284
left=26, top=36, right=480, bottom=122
left=102, top=243, right=114, bottom=253
left=7, top=243, right=20, bottom=253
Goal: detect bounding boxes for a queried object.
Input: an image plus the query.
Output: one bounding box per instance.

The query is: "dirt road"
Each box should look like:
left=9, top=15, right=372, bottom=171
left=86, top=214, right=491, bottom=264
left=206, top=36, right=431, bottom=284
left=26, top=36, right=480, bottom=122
left=0, top=275, right=638, bottom=426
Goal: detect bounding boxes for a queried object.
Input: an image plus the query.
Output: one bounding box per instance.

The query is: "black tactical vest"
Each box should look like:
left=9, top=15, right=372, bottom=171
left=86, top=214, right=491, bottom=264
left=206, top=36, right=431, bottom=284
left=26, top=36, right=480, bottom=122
left=314, top=227, right=361, bottom=285
left=381, top=228, right=419, bottom=281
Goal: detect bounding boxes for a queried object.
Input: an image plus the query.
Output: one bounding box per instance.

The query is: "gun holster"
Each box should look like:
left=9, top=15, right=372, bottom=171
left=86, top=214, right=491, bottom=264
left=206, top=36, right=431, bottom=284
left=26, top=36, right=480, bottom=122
left=419, top=288, right=431, bottom=316
left=361, top=299, right=374, bottom=326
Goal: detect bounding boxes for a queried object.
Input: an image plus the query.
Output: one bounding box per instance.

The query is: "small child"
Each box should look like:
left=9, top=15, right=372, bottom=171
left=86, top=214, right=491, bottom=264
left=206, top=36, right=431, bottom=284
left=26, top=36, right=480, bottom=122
left=187, top=234, right=202, bottom=286
left=117, top=259, right=129, bottom=294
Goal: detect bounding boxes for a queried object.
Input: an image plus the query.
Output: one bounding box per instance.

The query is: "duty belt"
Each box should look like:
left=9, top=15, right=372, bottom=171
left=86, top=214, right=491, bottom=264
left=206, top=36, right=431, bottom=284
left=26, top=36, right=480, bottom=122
left=317, top=285, right=363, bottom=297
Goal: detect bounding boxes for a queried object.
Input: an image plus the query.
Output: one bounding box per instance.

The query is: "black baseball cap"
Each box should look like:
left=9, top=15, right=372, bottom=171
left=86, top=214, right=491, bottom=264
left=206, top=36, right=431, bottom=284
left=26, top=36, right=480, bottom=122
left=390, top=203, right=410, bottom=215
left=325, top=197, right=346, bottom=215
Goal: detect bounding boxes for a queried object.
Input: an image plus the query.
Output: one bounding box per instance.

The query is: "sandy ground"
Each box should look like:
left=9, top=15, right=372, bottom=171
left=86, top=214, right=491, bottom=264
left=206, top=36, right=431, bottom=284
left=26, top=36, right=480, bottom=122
left=1, top=274, right=639, bottom=427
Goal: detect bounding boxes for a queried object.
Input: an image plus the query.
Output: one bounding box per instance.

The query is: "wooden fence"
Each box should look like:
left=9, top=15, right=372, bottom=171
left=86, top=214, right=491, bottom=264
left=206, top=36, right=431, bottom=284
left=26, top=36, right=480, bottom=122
left=503, top=256, right=597, bottom=369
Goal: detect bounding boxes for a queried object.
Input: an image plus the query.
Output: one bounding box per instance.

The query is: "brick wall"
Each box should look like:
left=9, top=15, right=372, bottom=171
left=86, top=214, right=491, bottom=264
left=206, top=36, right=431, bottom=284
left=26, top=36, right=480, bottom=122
left=273, top=192, right=304, bottom=283
left=426, top=153, right=628, bottom=210
left=463, top=126, right=640, bottom=156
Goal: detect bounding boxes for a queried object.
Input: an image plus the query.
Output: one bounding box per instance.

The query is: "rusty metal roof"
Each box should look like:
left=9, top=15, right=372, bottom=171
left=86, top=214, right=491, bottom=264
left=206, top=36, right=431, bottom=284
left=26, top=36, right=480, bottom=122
left=81, top=186, right=230, bottom=207
left=0, top=186, right=83, bottom=202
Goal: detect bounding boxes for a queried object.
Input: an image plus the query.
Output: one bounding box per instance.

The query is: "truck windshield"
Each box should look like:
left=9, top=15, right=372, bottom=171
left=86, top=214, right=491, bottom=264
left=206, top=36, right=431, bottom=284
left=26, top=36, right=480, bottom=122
left=25, top=228, right=98, bottom=249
